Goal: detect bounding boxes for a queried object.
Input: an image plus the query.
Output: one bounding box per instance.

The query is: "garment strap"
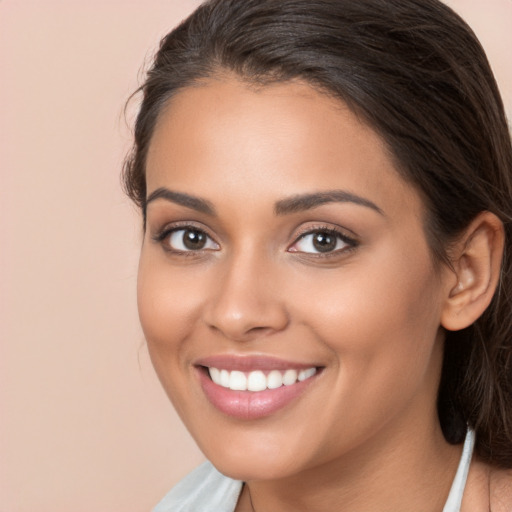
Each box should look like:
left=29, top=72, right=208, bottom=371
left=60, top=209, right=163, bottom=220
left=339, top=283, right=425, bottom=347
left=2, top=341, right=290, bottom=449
left=442, top=429, right=475, bottom=512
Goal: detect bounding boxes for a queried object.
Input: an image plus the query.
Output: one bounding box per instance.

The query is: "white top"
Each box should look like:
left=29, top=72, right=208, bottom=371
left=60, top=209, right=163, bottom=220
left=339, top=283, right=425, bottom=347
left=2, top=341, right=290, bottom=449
left=442, top=429, right=475, bottom=512
left=154, top=429, right=475, bottom=512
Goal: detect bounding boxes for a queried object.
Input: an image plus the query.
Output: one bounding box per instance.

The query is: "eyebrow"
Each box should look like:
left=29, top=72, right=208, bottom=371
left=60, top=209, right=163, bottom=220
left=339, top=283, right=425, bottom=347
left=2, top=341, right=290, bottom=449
left=274, top=190, right=383, bottom=216
left=145, top=187, right=216, bottom=216
left=144, top=187, right=383, bottom=222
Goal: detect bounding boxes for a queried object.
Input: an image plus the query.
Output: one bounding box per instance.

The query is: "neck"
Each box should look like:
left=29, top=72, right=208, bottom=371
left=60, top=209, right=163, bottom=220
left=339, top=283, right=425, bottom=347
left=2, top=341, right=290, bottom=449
left=241, top=419, right=462, bottom=512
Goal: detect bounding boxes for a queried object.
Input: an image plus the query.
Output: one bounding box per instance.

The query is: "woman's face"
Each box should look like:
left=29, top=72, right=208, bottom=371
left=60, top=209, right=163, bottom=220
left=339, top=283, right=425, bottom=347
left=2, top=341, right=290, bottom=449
left=138, top=78, right=453, bottom=481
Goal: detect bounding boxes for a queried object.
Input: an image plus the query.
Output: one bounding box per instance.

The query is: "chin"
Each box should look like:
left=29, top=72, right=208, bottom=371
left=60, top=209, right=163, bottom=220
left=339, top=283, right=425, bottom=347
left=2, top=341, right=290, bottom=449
left=212, top=454, right=298, bottom=482
left=197, top=430, right=305, bottom=482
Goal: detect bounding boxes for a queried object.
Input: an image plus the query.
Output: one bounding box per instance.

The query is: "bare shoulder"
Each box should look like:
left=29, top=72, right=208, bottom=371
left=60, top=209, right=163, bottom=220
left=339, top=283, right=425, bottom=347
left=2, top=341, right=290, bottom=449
left=489, top=467, right=512, bottom=512
left=462, top=459, right=512, bottom=511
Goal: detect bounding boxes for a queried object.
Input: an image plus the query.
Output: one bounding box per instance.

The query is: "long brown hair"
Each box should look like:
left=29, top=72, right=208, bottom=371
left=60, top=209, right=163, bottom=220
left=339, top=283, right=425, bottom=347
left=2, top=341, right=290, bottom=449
left=123, top=0, right=512, bottom=467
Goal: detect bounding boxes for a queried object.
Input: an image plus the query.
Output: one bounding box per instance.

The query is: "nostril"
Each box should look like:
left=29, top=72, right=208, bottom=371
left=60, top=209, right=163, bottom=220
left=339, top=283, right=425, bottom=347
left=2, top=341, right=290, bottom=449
left=204, top=312, right=289, bottom=342
left=248, top=326, right=272, bottom=334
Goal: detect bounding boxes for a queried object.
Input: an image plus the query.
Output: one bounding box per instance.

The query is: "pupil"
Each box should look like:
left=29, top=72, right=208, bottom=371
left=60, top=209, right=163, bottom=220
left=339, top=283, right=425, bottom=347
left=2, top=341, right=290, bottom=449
left=313, top=232, right=336, bottom=252
left=183, top=229, right=206, bottom=250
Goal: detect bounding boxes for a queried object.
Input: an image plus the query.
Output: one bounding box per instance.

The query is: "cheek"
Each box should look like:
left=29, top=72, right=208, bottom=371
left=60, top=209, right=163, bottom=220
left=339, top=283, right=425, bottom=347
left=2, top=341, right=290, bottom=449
left=137, top=253, right=211, bottom=420
left=137, top=253, right=204, bottom=363
left=285, top=259, right=444, bottom=449
left=289, top=245, right=444, bottom=387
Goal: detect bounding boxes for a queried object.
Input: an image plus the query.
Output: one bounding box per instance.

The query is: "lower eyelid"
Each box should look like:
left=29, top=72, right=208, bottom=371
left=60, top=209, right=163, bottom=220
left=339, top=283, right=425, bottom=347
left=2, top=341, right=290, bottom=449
left=289, top=229, right=357, bottom=252
left=152, top=225, right=220, bottom=252
left=153, top=224, right=356, bottom=255
left=172, top=229, right=218, bottom=250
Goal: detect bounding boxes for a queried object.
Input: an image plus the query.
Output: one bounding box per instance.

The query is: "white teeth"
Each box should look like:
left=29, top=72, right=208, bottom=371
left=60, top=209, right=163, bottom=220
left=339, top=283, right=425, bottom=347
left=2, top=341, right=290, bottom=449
left=209, top=367, right=220, bottom=383
left=283, top=369, right=298, bottom=386
left=247, top=370, right=267, bottom=392
left=267, top=370, right=283, bottom=389
left=298, top=367, right=316, bottom=381
left=229, top=371, right=247, bottom=391
left=220, top=369, right=230, bottom=387
left=207, top=367, right=317, bottom=391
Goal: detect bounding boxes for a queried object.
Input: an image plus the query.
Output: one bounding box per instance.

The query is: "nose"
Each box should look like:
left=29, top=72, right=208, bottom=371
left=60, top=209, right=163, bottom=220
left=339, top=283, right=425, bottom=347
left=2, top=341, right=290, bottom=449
left=203, top=251, right=289, bottom=342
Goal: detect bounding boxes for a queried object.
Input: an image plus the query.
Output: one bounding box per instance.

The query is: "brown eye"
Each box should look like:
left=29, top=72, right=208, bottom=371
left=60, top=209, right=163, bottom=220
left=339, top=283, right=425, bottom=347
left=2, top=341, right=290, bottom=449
left=312, top=232, right=337, bottom=253
left=167, top=228, right=219, bottom=252
left=183, top=229, right=206, bottom=250
left=289, top=229, right=356, bottom=255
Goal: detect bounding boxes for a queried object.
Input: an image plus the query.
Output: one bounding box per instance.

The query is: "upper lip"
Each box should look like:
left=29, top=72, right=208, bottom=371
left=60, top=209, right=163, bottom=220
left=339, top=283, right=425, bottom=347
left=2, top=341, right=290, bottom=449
left=194, top=355, right=321, bottom=372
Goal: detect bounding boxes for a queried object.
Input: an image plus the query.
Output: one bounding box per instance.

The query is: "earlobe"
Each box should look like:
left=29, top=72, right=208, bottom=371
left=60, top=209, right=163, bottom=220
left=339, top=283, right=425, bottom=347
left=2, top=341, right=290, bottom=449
left=441, top=211, right=504, bottom=332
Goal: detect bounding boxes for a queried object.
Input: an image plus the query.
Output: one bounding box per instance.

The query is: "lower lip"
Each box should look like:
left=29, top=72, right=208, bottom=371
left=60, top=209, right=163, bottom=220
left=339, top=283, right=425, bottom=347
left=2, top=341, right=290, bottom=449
left=197, top=367, right=320, bottom=420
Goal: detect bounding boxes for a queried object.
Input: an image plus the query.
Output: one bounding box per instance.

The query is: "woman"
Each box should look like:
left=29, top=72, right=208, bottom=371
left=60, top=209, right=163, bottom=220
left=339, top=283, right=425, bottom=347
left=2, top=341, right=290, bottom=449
left=123, top=0, right=512, bottom=510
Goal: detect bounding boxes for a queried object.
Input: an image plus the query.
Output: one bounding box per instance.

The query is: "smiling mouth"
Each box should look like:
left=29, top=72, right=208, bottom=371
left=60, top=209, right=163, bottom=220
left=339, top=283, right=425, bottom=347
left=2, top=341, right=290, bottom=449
left=195, top=356, right=324, bottom=419
left=206, top=367, right=318, bottom=392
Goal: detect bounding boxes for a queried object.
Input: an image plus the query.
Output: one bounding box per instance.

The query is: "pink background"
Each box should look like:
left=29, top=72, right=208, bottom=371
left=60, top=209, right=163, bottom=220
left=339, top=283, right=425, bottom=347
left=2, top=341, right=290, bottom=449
left=1, top=1, right=510, bottom=511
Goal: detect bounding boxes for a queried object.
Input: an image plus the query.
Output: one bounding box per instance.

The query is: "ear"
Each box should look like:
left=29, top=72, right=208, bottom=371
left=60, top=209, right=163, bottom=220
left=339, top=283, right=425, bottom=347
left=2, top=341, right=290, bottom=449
left=441, top=211, right=504, bottom=332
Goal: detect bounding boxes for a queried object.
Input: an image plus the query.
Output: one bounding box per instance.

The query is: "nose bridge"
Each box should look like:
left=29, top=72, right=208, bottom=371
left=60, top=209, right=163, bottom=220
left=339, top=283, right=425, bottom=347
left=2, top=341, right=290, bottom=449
left=204, top=244, right=289, bottom=340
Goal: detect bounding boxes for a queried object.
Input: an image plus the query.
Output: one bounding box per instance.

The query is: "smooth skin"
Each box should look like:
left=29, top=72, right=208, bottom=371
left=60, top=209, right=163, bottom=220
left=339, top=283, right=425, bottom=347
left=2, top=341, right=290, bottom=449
left=138, top=77, right=507, bottom=511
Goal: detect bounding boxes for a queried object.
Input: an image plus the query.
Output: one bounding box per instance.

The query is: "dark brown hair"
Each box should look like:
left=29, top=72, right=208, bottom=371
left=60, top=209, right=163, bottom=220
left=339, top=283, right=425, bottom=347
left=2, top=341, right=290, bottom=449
left=123, top=0, right=512, bottom=467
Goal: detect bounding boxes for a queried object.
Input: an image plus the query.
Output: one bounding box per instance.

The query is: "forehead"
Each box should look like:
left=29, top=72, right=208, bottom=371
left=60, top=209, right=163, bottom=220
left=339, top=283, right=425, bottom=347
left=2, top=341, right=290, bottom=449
left=146, top=77, right=421, bottom=220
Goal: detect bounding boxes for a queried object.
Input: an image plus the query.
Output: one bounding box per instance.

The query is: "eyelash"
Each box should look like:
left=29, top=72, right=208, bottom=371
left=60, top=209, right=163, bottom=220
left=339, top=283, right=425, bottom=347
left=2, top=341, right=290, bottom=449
left=152, top=222, right=219, bottom=255
left=289, top=226, right=358, bottom=258
left=152, top=223, right=358, bottom=258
